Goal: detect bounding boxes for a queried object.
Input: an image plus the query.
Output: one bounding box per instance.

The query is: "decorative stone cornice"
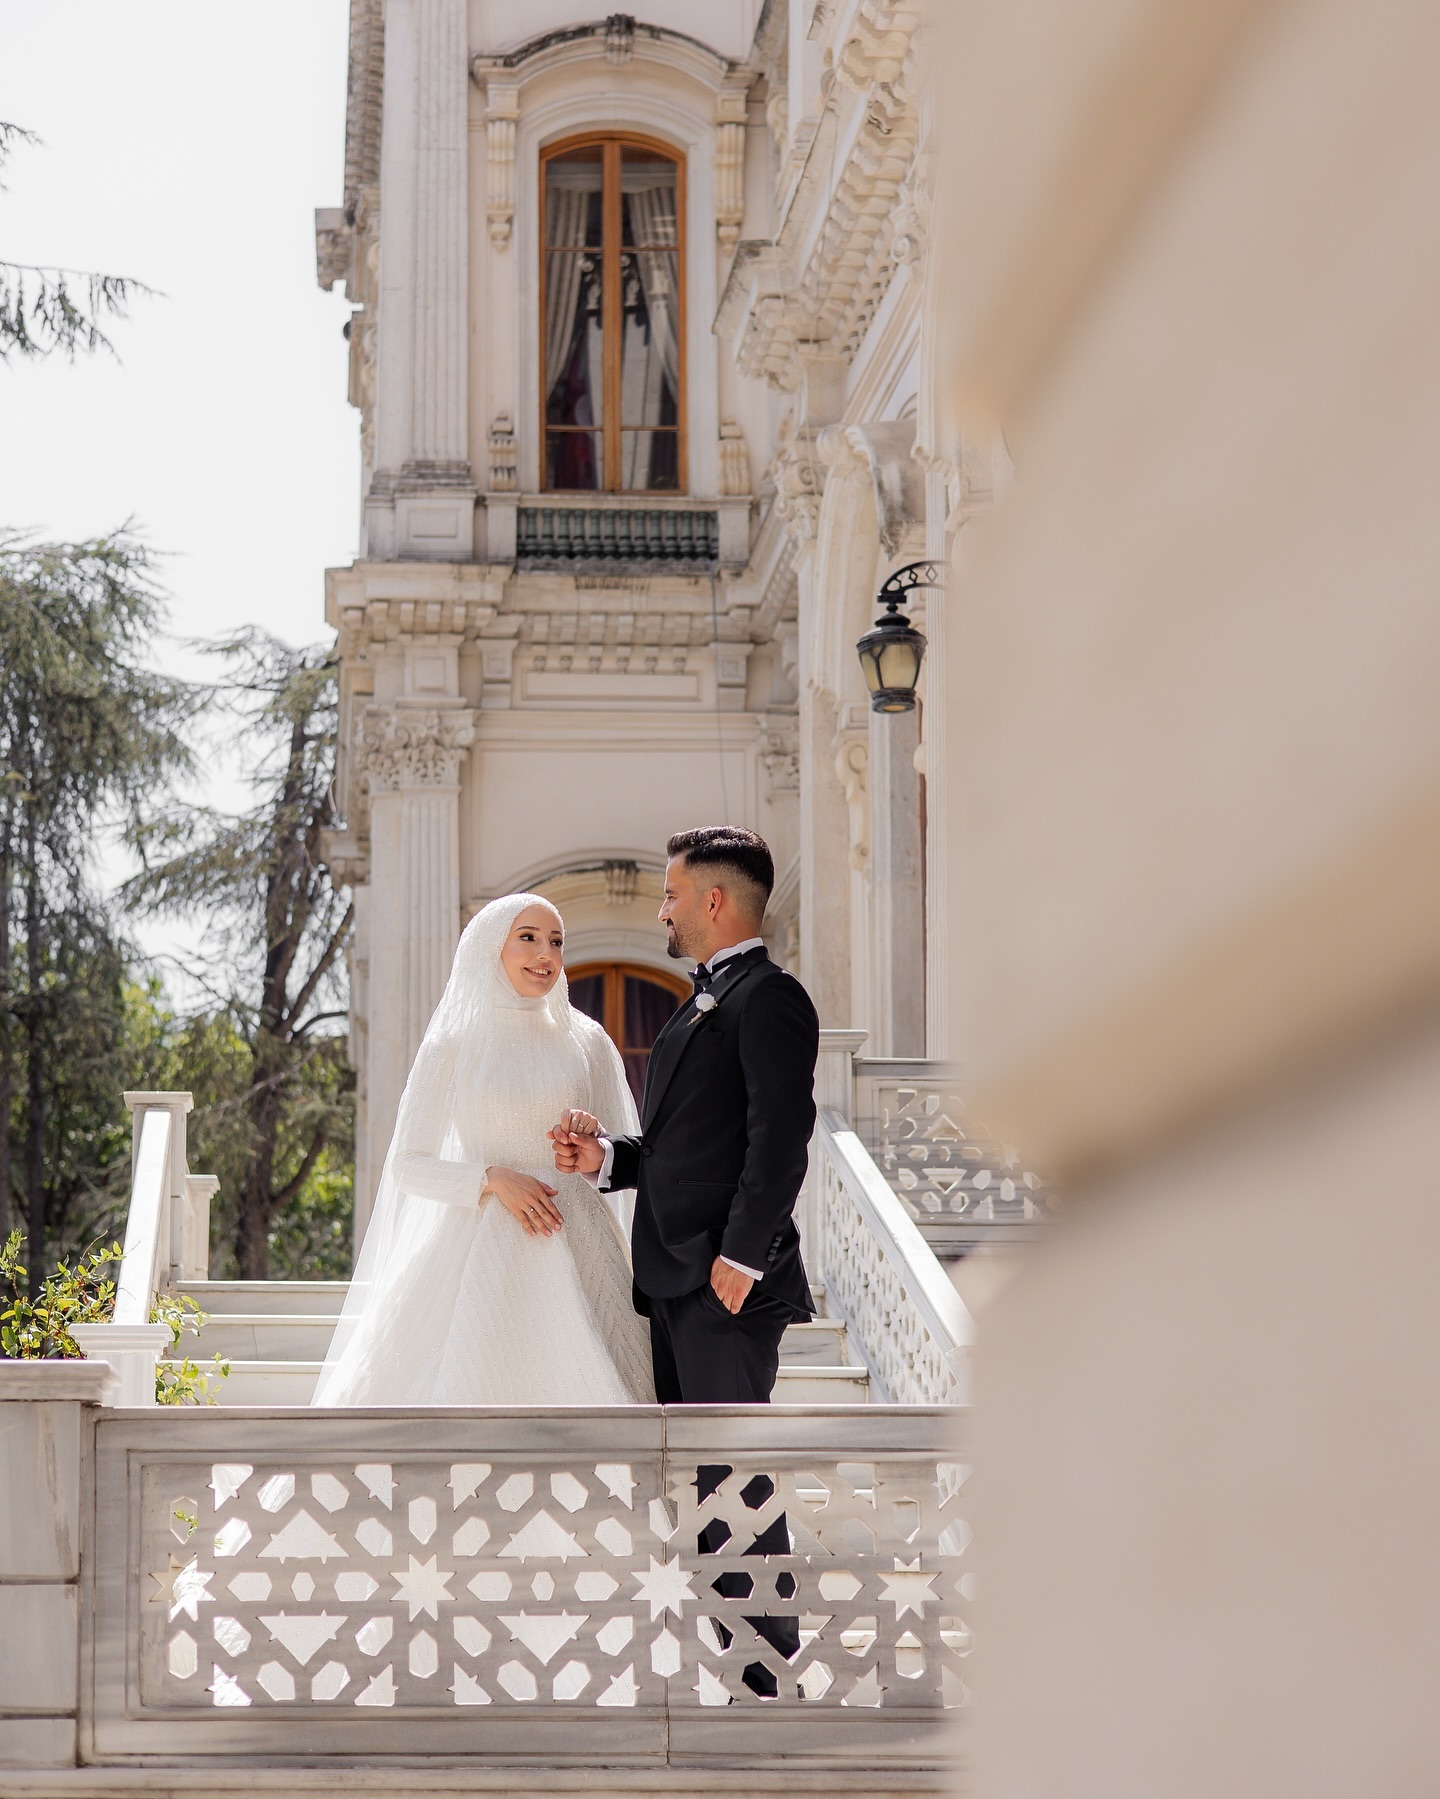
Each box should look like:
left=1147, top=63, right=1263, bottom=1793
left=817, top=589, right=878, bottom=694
left=357, top=704, right=476, bottom=794
left=473, top=19, right=737, bottom=94
left=714, top=6, right=922, bottom=388
left=835, top=0, right=925, bottom=97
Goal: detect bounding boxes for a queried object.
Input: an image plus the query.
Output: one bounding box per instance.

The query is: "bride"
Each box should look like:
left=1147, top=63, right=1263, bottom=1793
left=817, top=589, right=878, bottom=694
left=312, top=892, right=655, bottom=1406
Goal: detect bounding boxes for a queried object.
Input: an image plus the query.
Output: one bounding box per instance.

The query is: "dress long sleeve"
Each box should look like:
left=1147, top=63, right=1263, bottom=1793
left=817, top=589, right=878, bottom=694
left=387, top=1037, right=489, bottom=1210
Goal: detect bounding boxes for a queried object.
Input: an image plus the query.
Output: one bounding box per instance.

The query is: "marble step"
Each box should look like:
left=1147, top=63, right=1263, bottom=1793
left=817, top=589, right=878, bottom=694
left=168, top=1359, right=871, bottom=1407
left=177, top=1279, right=833, bottom=1318
left=181, top=1310, right=851, bottom=1369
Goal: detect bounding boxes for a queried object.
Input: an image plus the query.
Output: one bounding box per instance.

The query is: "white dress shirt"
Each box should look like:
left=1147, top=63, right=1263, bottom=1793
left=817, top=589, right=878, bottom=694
left=592, top=937, right=767, bottom=1282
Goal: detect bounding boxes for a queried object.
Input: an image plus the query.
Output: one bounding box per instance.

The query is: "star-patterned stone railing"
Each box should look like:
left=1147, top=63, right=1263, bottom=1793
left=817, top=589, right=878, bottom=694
left=853, top=1060, right=1055, bottom=1256
left=85, top=1406, right=966, bottom=1771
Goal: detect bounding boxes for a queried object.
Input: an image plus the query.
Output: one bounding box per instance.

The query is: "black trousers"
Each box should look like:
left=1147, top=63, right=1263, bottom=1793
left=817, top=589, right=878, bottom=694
left=646, top=1282, right=794, bottom=1405
left=646, top=1284, right=801, bottom=1682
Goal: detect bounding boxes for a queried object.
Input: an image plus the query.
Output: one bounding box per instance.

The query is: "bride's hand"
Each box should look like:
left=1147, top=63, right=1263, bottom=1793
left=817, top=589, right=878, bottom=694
left=484, top=1165, right=564, bottom=1237
left=549, top=1112, right=606, bottom=1176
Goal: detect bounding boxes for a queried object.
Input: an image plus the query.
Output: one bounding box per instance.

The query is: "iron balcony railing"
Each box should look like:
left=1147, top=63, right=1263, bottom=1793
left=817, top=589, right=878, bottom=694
left=517, top=504, right=720, bottom=569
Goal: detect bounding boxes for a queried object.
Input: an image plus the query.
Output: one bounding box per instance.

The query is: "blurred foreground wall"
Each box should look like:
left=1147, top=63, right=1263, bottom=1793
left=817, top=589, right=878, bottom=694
left=936, top=0, right=1440, bottom=1790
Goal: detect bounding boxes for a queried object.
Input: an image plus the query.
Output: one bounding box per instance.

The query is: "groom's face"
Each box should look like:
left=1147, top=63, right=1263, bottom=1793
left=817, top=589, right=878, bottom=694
left=660, top=857, right=714, bottom=962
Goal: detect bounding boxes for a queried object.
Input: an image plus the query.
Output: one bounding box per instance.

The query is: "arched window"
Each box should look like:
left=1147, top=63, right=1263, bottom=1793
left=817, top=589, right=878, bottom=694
left=541, top=134, right=685, bottom=494
left=566, top=961, right=689, bottom=1105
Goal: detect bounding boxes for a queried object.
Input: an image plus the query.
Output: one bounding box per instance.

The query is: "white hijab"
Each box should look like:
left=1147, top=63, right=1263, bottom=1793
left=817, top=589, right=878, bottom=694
left=313, top=893, right=641, bottom=1406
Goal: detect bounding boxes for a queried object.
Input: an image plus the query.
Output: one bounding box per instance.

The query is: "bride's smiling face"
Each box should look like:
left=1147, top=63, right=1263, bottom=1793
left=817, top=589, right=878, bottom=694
left=500, top=904, right=565, bottom=997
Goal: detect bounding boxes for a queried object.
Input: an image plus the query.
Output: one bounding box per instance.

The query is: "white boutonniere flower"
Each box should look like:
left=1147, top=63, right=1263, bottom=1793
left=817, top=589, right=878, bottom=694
left=692, top=992, right=718, bottom=1017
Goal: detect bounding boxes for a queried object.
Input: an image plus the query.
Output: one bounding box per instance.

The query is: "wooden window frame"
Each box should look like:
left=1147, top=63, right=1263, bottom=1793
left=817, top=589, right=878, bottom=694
left=566, top=961, right=690, bottom=1050
left=539, top=131, right=688, bottom=495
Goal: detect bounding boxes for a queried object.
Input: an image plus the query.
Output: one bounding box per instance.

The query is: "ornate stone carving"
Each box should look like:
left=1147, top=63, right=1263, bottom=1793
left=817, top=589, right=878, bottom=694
left=890, top=148, right=932, bottom=266
left=604, top=13, right=635, bottom=65
left=357, top=706, right=476, bottom=794
left=764, top=86, right=788, bottom=153
left=769, top=427, right=826, bottom=548
left=836, top=0, right=925, bottom=95
left=714, top=88, right=748, bottom=255
left=484, top=86, right=518, bottom=249
left=488, top=413, right=516, bottom=491
left=760, top=721, right=800, bottom=793
left=602, top=860, right=639, bottom=906
left=834, top=730, right=870, bottom=871
left=718, top=420, right=751, bottom=497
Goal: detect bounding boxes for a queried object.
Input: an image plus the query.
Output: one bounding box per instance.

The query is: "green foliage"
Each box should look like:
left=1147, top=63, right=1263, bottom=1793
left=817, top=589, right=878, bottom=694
left=0, top=1228, right=230, bottom=1403
left=0, top=1227, right=119, bottom=1358
left=0, top=119, right=151, bottom=361
left=125, top=633, right=355, bottom=1279
left=0, top=531, right=197, bottom=1276
left=126, top=981, right=355, bottom=1281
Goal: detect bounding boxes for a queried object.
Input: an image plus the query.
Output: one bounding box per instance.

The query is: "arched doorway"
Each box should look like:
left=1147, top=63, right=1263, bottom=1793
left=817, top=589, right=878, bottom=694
left=566, top=961, right=690, bottom=1106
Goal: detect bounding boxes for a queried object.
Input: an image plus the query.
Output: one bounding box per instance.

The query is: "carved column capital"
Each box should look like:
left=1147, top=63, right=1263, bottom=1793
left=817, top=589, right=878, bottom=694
left=357, top=704, right=476, bottom=794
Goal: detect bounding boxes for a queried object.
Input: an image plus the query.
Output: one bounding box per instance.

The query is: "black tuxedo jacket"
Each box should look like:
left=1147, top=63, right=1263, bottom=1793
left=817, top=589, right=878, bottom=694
left=607, top=946, right=818, bottom=1319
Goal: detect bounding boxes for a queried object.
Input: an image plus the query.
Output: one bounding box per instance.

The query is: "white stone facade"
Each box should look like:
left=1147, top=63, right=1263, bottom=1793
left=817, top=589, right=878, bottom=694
left=316, top=2, right=974, bottom=1231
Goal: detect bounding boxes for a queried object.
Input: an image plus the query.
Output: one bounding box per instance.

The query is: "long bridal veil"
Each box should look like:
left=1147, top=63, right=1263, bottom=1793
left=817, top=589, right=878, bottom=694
left=312, top=892, right=643, bottom=1406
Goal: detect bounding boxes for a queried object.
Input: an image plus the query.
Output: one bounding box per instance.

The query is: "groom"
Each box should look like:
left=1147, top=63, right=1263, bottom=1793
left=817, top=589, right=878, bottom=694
left=551, top=825, right=819, bottom=1404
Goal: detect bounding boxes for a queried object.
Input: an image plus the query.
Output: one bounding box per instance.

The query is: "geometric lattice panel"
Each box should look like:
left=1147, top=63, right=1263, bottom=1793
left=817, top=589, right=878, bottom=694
left=139, top=1451, right=970, bottom=1717
left=857, top=1074, right=1053, bottom=1230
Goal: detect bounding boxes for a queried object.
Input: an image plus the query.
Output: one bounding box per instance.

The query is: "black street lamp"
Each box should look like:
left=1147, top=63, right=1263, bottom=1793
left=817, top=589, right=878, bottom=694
left=856, top=561, right=941, bottom=713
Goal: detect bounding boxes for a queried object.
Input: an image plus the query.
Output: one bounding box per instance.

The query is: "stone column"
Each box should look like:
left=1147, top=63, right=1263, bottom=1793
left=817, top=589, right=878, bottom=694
left=369, top=0, right=475, bottom=559
left=354, top=702, right=475, bottom=1243
left=0, top=1361, right=113, bottom=1771
left=869, top=703, right=926, bottom=1055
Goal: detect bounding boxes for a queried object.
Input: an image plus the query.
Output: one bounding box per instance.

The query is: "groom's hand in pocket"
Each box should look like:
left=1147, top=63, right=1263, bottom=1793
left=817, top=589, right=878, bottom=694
left=710, top=1256, right=754, bottom=1315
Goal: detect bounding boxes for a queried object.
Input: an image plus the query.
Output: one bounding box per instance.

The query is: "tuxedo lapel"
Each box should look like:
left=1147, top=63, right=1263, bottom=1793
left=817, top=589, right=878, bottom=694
left=641, top=949, right=769, bottom=1129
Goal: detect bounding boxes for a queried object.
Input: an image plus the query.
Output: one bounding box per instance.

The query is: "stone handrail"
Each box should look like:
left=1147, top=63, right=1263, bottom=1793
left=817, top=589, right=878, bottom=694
left=811, top=1108, right=974, bottom=1406
left=80, top=1403, right=967, bottom=1776
left=70, top=1091, right=216, bottom=1407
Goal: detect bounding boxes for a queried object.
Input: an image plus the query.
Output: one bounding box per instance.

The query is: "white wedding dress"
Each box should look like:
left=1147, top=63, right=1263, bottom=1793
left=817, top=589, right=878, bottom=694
left=312, top=894, right=654, bottom=1407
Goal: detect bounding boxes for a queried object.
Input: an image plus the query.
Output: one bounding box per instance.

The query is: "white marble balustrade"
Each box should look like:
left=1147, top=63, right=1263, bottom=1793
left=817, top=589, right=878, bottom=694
left=86, top=1406, right=966, bottom=1772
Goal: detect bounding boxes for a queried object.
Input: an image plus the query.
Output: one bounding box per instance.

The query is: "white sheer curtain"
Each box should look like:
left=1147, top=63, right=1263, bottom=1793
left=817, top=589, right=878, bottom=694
left=544, top=171, right=601, bottom=427
left=621, top=170, right=679, bottom=486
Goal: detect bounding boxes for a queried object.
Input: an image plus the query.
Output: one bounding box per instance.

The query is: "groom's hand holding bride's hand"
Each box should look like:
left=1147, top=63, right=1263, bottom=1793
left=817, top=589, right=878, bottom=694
left=548, top=1109, right=606, bottom=1176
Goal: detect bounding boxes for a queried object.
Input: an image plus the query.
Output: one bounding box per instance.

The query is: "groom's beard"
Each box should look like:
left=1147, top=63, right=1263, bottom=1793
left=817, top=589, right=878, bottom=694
left=665, top=922, right=690, bottom=960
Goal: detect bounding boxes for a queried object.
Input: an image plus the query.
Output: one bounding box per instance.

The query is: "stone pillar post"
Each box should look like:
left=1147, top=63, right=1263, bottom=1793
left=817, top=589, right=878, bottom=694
left=354, top=702, right=475, bottom=1243
left=869, top=704, right=926, bottom=1055
left=0, top=1361, right=113, bottom=1770
left=369, top=0, right=475, bottom=559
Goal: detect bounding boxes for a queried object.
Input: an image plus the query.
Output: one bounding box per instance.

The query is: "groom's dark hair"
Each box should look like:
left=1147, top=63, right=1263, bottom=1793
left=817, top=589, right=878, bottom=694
left=667, top=826, right=774, bottom=919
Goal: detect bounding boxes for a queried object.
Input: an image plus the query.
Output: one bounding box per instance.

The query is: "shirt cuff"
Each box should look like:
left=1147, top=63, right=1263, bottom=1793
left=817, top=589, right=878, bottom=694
left=720, top=1254, right=764, bottom=1282
left=585, top=1135, right=616, bottom=1191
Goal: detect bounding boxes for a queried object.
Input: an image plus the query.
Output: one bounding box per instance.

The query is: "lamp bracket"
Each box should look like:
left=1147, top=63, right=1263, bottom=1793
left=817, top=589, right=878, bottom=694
left=877, top=560, right=944, bottom=612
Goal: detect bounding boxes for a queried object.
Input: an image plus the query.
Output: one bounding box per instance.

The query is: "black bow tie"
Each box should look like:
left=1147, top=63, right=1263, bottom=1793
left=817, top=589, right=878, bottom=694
left=691, top=965, right=714, bottom=994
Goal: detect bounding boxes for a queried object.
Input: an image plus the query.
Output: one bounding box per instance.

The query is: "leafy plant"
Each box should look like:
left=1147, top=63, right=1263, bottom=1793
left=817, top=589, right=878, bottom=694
left=0, top=1228, right=229, bottom=1402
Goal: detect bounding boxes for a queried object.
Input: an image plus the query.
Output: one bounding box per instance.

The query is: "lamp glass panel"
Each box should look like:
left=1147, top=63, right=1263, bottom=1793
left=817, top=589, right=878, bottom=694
left=876, top=637, right=922, bottom=692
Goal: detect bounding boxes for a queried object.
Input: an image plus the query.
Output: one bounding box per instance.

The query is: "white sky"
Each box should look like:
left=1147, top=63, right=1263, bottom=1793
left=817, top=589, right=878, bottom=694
left=0, top=2, right=358, bottom=663
left=1, top=3, right=358, bottom=985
